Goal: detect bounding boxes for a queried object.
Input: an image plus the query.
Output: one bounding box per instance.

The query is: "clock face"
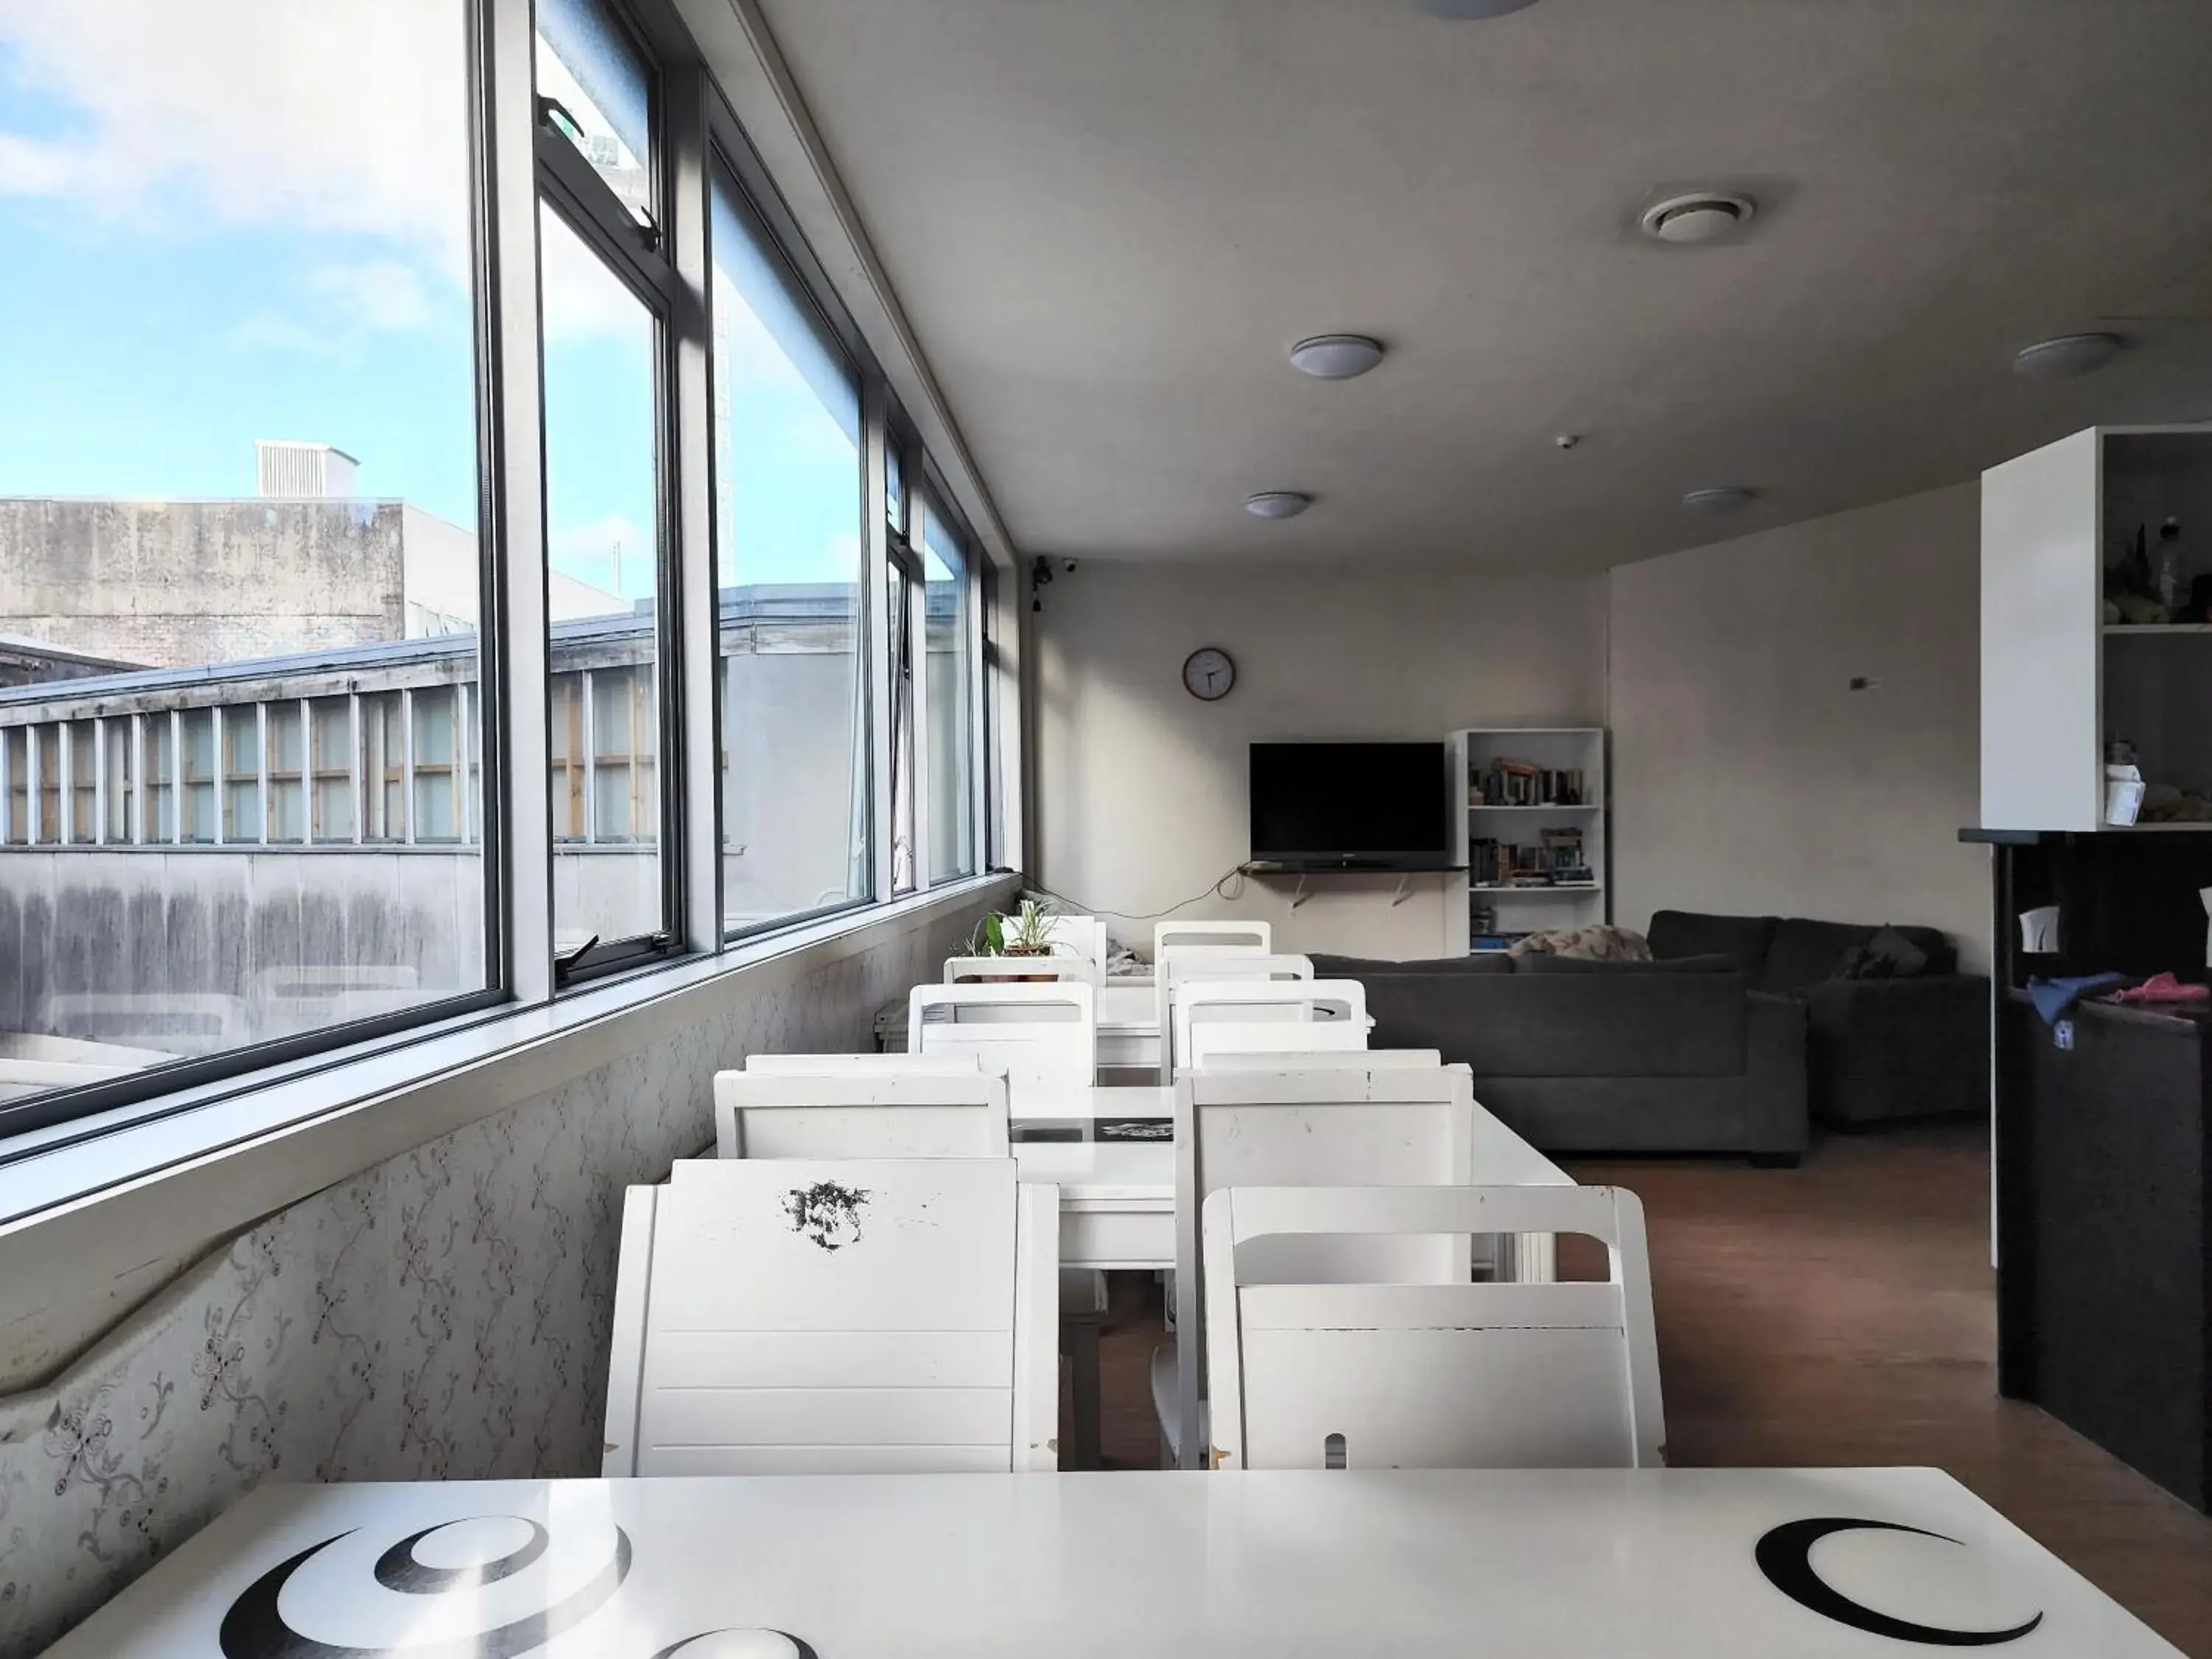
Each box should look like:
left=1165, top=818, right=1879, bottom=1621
left=1183, top=647, right=1235, bottom=701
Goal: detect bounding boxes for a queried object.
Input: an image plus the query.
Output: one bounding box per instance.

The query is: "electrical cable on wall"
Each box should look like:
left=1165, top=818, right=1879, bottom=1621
left=1026, top=863, right=1251, bottom=923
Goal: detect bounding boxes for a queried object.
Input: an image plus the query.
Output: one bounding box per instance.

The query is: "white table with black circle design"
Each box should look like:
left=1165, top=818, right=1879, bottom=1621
left=49, top=1467, right=2183, bottom=1657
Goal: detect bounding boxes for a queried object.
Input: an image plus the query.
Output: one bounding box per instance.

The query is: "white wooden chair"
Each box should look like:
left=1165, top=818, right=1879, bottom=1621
left=942, top=956, right=1093, bottom=985
left=1203, top=1183, right=1663, bottom=1471
left=1153, top=951, right=1313, bottom=1082
left=745, top=1052, right=986, bottom=1077
left=712, top=1071, right=1010, bottom=1159
left=1158, top=1064, right=1478, bottom=1467
left=1172, top=978, right=1371, bottom=1078
left=1202, top=1047, right=1444, bottom=1072
left=908, top=981, right=1096, bottom=1097
left=1153, top=919, right=1271, bottom=961
left=603, top=1157, right=1058, bottom=1476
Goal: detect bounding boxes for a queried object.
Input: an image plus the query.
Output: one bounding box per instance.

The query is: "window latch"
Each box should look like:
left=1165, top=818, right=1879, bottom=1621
left=536, top=94, right=582, bottom=139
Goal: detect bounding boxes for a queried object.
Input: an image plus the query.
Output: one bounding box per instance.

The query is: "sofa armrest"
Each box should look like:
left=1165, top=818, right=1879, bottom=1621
left=1745, top=990, right=1809, bottom=1155
left=1801, top=974, right=1991, bottom=1122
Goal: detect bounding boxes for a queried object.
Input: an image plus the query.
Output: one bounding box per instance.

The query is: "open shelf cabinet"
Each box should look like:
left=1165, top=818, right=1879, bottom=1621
left=1447, top=726, right=1608, bottom=953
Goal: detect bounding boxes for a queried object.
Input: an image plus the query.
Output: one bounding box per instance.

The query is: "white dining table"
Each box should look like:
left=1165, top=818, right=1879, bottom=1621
left=1015, top=1088, right=1570, bottom=1279
left=52, top=1467, right=2182, bottom=1657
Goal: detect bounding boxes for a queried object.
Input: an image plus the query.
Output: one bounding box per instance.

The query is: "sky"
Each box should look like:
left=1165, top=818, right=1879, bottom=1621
left=0, top=0, right=866, bottom=626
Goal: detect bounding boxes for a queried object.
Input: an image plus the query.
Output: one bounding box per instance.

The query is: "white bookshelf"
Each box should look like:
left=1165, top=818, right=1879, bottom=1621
left=1446, top=726, right=1608, bottom=954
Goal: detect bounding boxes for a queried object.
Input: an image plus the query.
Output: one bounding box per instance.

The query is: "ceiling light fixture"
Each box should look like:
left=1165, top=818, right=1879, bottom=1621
left=1245, top=491, right=1313, bottom=520
left=1416, top=0, right=1541, bottom=16
left=2012, top=332, right=2126, bottom=380
left=1289, top=334, right=1386, bottom=380
left=1639, top=192, right=1757, bottom=245
left=1681, top=486, right=1756, bottom=515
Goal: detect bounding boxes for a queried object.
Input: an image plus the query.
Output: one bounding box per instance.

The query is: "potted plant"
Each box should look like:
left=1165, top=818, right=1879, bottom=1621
left=956, top=898, right=1063, bottom=982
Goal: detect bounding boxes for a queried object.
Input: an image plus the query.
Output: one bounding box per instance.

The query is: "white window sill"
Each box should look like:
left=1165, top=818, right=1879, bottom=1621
left=0, top=874, right=1012, bottom=1371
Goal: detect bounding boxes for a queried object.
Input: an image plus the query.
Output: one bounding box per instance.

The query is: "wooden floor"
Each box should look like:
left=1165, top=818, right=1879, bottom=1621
left=1085, top=1121, right=2212, bottom=1657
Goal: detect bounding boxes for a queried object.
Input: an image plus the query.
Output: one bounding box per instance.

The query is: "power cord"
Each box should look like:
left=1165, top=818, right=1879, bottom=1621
left=1025, top=863, right=1251, bottom=923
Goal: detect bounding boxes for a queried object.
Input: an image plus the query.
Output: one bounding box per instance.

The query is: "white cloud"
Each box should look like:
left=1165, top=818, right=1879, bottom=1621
left=229, top=310, right=360, bottom=361
left=552, top=514, right=647, bottom=563
left=0, top=0, right=474, bottom=272
left=538, top=207, right=652, bottom=344
left=309, top=260, right=437, bottom=332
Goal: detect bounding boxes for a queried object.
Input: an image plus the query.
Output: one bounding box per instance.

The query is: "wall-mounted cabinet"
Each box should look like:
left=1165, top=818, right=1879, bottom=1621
left=1981, top=425, right=2212, bottom=831
left=1447, top=726, right=1607, bottom=953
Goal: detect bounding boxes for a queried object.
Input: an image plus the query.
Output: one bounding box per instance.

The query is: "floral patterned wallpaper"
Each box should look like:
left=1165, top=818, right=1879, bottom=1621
left=0, top=918, right=966, bottom=1656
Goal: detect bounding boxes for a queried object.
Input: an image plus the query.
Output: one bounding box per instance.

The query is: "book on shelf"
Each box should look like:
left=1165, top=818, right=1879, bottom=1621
left=1471, top=759, right=1589, bottom=807
left=1470, top=827, right=1590, bottom=888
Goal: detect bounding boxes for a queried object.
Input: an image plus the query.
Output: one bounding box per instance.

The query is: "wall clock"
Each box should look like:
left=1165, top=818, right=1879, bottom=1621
left=1183, top=647, right=1235, bottom=702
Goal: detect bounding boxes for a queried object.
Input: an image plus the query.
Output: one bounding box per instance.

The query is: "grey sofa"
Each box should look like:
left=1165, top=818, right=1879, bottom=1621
left=1310, top=951, right=1807, bottom=1163
left=1646, top=910, right=1989, bottom=1127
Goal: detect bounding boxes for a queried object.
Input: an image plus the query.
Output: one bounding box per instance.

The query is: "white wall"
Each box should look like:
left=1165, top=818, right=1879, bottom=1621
left=1608, top=482, right=1989, bottom=971
left=1034, top=563, right=1606, bottom=958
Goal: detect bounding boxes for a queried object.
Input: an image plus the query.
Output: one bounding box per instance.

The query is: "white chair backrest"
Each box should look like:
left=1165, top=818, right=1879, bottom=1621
left=1203, top=1183, right=1663, bottom=1472
left=1153, top=919, right=1271, bottom=961
left=1172, top=978, right=1370, bottom=1079
left=1167, top=1065, right=1475, bottom=1466
left=1046, top=914, right=1110, bottom=978
left=1203, top=1047, right=1444, bottom=1072
left=1186, top=1020, right=1370, bottom=1070
left=713, top=1071, right=1010, bottom=1159
left=35, top=992, right=247, bottom=1055
left=943, top=956, right=1093, bottom=986
left=908, top=981, right=1096, bottom=1092
left=1153, top=951, right=1313, bottom=1080
left=745, top=1052, right=985, bottom=1077
left=604, top=1157, right=1057, bottom=1477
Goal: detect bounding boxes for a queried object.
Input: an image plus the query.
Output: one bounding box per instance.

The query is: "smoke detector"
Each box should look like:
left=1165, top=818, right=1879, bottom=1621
left=1245, top=491, right=1313, bottom=520
left=1639, top=192, right=1756, bottom=245
left=1289, top=334, right=1386, bottom=380
left=1416, top=0, right=1541, bottom=15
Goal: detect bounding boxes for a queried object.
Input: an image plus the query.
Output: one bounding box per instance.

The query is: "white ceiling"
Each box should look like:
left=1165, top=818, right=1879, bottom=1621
left=749, top=0, right=2212, bottom=572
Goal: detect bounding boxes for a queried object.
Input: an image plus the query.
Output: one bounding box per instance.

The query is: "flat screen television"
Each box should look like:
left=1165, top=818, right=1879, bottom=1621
left=1248, top=742, right=1452, bottom=869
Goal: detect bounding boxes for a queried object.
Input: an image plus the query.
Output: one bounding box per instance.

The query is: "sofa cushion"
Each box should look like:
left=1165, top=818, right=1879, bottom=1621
left=1833, top=927, right=1932, bottom=981
left=1761, top=918, right=1957, bottom=992
left=1514, top=952, right=1738, bottom=975
left=1359, top=972, right=1747, bottom=1078
left=1310, top=952, right=1514, bottom=976
left=1760, top=919, right=1873, bottom=992
left=1646, top=910, right=1778, bottom=976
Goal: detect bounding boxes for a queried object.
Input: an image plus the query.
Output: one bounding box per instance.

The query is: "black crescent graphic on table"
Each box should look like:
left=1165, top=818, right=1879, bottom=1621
left=1756, top=1517, right=2045, bottom=1646
left=649, top=1632, right=821, bottom=1659
left=217, top=1519, right=633, bottom=1659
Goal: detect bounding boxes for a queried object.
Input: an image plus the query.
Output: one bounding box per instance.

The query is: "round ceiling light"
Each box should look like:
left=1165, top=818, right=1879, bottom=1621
left=1639, top=192, right=1757, bottom=245
left=1416, top=0, right=1541, bottom=15
left=1681, top=486, right=1756, bottom=515
left=1289, top=334, right=1386, bottom=380
left=2013, top=332, right=2126, bottom=380
left=1245, top=491, right=1313, bottom=520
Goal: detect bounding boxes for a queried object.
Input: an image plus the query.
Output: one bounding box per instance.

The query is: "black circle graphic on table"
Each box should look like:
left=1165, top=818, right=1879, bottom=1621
left=374, top=1519, right=548, bottom=1593
left=650, top=1632, right=821, bottom=1659
left=217, top=1517, right=633, bottom=1659
left=1756, top=1517, right=2045, bottom=1646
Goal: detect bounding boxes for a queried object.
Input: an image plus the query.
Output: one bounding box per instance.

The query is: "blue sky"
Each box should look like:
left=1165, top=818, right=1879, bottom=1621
left=0, top=11, right=863, bottom=615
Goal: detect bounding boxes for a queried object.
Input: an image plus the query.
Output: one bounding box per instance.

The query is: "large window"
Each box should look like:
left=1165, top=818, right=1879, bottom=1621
left=536, top=0, right=678, bottom=978
left=921, top=496, right=977, bottom=883
left=709, top=168, right=870, bottom=933
left=0, top=0, right=490, bottom=1125
left=0, top=0, right=1006, bottom=1139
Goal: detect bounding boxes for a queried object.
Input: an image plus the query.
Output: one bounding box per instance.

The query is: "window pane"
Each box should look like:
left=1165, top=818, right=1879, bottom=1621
left=266, top=703, right=305, bottom=844
left=539, top=203, right=664, bottom=952
left=104, top=720, right=134, bottom=844
left=709, top=171, right=869, bottom=932
left=360, top=692, right=405, bottom=842
left=922, top=507, right=975, bottom=882
left=886, top=443, right=904, bottom=535
left=0, top=0, right=493, bottom=1110
left=535, top=0, right=656, bottom=229
left=308, top=698, right=355, bottom=844
left=3, top=727, right=25, bottom=846
left=887, top=559, right=916, bottom=895
left=178, top=709, right=216, bottom=844
left=413, top=686, right=458, bottom=844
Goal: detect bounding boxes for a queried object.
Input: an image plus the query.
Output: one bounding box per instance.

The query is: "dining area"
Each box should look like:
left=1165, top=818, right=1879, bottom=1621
left=50, top=912, right=2192, bottom=1655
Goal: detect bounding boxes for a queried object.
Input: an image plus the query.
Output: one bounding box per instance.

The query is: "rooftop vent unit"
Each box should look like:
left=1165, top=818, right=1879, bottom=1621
left=255, top=440, right=361, bottom=499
